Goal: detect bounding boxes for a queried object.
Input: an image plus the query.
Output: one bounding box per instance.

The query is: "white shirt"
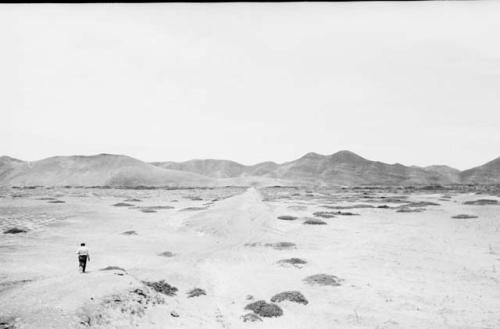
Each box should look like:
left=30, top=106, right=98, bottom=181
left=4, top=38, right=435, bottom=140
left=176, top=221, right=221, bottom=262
left=76, top=246, right=90, bottom=256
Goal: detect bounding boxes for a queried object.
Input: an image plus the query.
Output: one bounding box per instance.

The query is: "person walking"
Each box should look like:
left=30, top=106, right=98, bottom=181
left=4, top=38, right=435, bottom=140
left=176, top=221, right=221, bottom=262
left=76, top=243, right=90, bottom=273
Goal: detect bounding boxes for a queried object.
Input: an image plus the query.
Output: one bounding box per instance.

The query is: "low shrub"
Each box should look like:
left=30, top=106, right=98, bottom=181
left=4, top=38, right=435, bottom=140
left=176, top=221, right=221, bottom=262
left=113, top=202, right=134, bottom=207
left=303, top=274, right=343, bottom=286
left=180, top=207, right=207, bottom=211
left=4, top=227, right=28, bottom=234
left=100, top=266, right=126, bottom=272
left=143, top=280, right=178, bottom=296
left=464, top=199, right=499, bottom=205
left=303, top=218, right=327, bottom=225
left=244, top=300, right=283, bottom=317
left=187, top=288, right=206, bottom=298
left=241, top=312, right=262, bottom=322
left=405, top=201, right=440, bottom=207
left=140, top=206, right=174, bottom=211
left=265, top=242, right=296, bottom=250
left=277, top=215, right=298, bottom=221
left=396, top=207, right=425, bottom=213
left=270, top=291, right=308, bottom=305
left=333, top=211, right=359, bottom=216
left=121, top=230, right=138, bottom=235
left=278, top=258, right=307, bottom=266
left=452, top=214, right=478, bottom=219
left=313, top=212, right=336, bottom=218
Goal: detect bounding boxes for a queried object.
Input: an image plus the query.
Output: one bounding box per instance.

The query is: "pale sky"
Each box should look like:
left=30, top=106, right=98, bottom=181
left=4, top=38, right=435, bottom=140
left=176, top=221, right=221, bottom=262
left=1, top=2, right=500, bottom=170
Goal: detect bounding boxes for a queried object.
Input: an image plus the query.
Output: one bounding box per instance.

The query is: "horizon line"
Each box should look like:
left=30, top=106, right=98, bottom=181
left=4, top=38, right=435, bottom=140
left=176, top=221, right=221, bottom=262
left=2, top=150, right=498, bottom=172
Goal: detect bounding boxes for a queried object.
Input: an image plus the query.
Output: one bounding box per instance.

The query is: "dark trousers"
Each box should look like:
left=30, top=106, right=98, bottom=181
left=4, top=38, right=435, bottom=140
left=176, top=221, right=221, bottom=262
left=78, top=255, right=88, bottom=272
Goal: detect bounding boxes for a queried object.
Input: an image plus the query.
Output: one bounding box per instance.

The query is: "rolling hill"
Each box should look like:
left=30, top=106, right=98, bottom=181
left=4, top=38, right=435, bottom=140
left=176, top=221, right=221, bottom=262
left=0, top=154, right=213, bottom=187
left=151, top=159, right=280, bottom=179
left=269, top=151, right=460, bottom=186
left=0, top=156, right=26, bottom=183
left=423, top=165, right=461, bottom=184
left=152, top=159, right=247, bottom=178
left=460, top=157, right=500, bottom=184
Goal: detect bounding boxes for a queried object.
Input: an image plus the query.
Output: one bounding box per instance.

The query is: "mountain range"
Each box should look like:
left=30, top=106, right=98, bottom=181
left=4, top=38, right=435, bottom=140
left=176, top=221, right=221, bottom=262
left=1, top=151, right=499, bottom=187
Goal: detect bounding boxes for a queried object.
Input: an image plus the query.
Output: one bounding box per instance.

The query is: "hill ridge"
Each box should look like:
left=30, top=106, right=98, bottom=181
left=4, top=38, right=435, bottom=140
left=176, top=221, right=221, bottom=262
left=1, top=151, right=499, bottom=186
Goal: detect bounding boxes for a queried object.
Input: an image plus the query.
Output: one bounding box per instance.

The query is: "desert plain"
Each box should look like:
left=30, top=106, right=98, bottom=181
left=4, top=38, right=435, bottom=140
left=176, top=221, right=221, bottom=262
left=0, top=185, right=499, bottom=329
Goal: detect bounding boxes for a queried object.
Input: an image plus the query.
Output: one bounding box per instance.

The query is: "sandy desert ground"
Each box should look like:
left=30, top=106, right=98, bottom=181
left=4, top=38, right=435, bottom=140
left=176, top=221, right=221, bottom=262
left=1, top=186, right=500, bottom=329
